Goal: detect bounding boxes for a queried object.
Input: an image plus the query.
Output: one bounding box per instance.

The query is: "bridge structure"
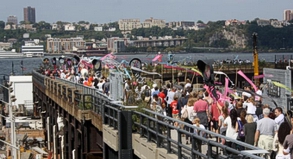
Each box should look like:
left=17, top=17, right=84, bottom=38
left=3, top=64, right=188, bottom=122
left=32, top=70, right=269, bottom=159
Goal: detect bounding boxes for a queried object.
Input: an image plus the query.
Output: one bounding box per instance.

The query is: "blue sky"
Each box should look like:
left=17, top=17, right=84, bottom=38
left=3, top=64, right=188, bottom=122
left=0, top=0, right=292, bottom=23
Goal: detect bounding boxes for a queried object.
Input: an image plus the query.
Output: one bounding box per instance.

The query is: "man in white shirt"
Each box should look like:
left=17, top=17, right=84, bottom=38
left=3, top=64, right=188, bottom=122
left=274, top=107, right=284, bottom=130
left=166, top=87, right=176, bottom=117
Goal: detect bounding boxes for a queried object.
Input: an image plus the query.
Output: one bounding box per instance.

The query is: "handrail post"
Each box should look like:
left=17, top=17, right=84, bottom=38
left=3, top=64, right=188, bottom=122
left=147, top=118, right=151, bottom=141
left=167, top=126, right=171, bottom=153
left=177, top=129, right=182, bottom=159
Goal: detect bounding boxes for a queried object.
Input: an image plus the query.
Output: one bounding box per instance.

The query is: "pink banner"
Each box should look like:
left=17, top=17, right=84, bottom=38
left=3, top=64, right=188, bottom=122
left=254, top=74, right=274, bottom=79
left=223, top=77, right=229, bottom=98
left=100, top=53, right=116, bottom=61
left=152, top=54, right=163, bottom=62
left=237, top=70, right=258, bottom=91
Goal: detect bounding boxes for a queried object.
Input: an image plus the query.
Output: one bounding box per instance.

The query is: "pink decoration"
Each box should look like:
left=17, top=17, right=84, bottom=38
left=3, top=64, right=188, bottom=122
left=237, top=70, right=258, bottom=91
left=223, top=77, right=229, bottom=98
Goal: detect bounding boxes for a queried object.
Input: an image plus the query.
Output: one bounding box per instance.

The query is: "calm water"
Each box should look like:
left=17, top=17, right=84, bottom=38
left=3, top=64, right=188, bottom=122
left=0, top=52, right=292, bottom=77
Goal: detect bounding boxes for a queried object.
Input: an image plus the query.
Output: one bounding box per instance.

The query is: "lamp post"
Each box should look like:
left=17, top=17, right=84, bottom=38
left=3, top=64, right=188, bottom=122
left=0, top=83, right=17, bottom=159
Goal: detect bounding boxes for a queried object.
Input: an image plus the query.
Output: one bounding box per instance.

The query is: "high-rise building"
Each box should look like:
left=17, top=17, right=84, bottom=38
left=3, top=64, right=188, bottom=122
left=7, top=16, right=18, bottom=25
left=284, top=10, right=293, bottom=21
left=24, top=6, right=36, bottom=23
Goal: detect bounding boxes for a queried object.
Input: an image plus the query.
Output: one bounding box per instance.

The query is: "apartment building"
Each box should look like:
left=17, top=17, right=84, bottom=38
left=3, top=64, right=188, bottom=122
left=47, top=37, right=86, bottom=53
left=118, top=19, right=141, bottom=34
left=7, top=16, right=18, bottom=25
left=118, top=17, right=165, bottom=34
left=24, top=6, right=36, bottom=24
left=167, top=21, right=181, bottom=28
left=142, top=17, right=166, bottom=28
left=107, top=37, right=130, bottom=53
left=284, top=10, right=293, bottom=21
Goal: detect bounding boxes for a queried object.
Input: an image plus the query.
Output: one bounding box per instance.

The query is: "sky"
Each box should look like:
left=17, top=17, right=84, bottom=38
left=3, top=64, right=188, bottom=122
left=0, top=0, right=293, bottom=24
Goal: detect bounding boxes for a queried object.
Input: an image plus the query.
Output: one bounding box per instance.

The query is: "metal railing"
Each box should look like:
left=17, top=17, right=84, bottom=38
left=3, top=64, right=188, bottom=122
left=32, top=70, right=268, bottom=159
left=132, top=109, right=268, bottom=159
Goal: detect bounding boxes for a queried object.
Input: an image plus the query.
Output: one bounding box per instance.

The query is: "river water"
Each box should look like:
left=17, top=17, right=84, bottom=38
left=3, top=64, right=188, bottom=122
left=0, top=52, right=292, bottom=77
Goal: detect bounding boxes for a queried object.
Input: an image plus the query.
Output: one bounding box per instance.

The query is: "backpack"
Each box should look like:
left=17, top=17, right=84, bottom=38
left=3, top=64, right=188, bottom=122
left=181, top=105, right=188, bottom=119
left=237, top=120, right=245, bottom=138
left=145, top=89, right=151, bottom=97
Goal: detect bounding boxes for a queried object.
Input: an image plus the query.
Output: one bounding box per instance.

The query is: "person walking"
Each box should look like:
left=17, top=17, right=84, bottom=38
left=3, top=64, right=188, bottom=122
left=274, top=107, right=285, bottom=130
left=283, top=113, right=293, bottom=158
left=193, top=117, right=205, bottom=153
left=193, top=93, right=209, bottom=130
left=273, top=121, right=291, bottom=159
left=183, top=98, right=197, bottom=144
left=244, top=115, right=257, bottom=146
left=223, top=109, right=238, bottom=149
left=254, top=108, right=277, bottom=158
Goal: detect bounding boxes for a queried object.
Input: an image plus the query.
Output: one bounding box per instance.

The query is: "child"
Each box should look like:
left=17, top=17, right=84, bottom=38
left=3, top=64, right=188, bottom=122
left=193, top=117, right=205, bottom=153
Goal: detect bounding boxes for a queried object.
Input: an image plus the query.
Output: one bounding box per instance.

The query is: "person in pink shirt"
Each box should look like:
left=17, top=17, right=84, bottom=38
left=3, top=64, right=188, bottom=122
left=193, top=93, right=209, bottom=129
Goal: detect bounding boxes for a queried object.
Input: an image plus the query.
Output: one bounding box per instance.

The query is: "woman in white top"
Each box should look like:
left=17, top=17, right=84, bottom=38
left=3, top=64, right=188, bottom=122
left=182, top=98, right=197, bottom=144
left=223, top=109, right=238, bottom=148
left=218, top=105, right=229, bottom=144
left=193, top=117, right=206, bottom=153
left=245, top=97, right=258, bottom=122
left=273, top=121, right=291, bottom=159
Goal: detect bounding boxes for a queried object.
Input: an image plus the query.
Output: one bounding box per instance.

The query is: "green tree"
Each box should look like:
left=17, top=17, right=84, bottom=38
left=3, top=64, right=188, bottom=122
left=0, top=21, right=5, bottom=29
left=197, top=20, right=204, bottom=24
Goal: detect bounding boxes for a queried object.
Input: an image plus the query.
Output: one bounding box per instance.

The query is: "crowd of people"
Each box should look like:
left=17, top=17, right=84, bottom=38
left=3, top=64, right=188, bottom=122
left=139, top=78, right=293, bottom=158
left=44, top=68, right=111, bottom=95
left=43, top=66, right=293, bottom=158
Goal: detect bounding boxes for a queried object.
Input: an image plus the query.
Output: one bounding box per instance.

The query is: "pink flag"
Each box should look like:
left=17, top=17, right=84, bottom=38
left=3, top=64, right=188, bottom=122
left=223, top=77, right=229, bottom=98
left=237, top=70, right=258, bottom=91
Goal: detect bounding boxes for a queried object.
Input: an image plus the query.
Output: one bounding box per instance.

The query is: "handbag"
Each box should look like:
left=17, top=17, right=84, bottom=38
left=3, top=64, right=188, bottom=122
left=144, top=96, right=150, bottom=102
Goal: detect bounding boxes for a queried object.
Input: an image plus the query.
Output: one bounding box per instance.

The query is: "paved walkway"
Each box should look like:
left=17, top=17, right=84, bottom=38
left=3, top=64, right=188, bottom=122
left=170, top=129, right=220, bottom=156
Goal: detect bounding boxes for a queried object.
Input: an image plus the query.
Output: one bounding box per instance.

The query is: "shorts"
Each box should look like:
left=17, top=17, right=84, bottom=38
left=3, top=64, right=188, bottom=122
left=212, top=120, right=219, bottom=130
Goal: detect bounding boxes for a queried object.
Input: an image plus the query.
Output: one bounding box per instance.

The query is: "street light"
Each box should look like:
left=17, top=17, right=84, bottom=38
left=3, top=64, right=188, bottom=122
left=0, top=83, right=17, bottom=159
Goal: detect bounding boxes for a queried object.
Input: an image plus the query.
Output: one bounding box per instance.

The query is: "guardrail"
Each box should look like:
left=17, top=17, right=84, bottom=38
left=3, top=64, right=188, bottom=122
left=32, top=70, right=268, bottom=159
left=133, top=109, right=268, bottom=159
